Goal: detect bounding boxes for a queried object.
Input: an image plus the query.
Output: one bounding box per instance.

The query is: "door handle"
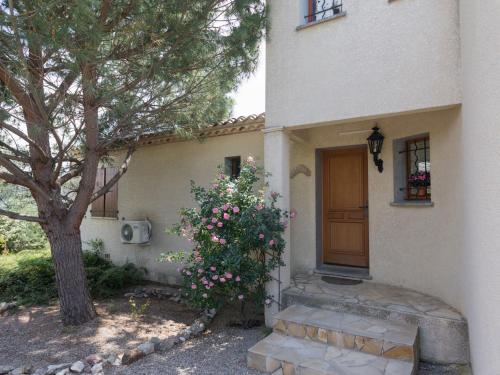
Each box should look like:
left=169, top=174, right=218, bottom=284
left=359, top=205, right=368, bottom=209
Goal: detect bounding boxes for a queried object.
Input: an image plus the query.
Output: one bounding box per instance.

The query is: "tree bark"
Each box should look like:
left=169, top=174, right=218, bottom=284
left=47, top=222, right=96, bottom=325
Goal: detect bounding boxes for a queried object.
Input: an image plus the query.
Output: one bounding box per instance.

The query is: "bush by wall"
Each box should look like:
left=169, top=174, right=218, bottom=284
left=0, top=246, right=145, bottom=305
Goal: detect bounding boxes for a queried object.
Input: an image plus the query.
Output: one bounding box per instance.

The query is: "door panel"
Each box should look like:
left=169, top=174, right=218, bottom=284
left=322, top=147, right=369, bottom=267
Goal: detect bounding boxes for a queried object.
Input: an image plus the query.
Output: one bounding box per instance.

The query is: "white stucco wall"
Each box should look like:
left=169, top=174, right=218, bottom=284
left=266, top=0, right=461, bottom=128
left=289, top=108, right=464, bottom=310
left=458, top=1, right=500, bottom=373
left=81, top=131, right=264, bottom=284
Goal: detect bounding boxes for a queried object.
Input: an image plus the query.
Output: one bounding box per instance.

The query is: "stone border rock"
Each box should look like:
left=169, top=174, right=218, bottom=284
left=1, top=300, right=216, bottom=375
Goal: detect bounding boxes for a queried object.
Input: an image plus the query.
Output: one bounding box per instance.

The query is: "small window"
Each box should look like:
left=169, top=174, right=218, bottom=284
left=91, top=167, right=119, bottom=218
left=306, top=0, right=344, bottom=23
left=224, top=156, right=241, bottom=179
left=393, top=135, right=431, bottom=203
left=405, top=137, right=431, bottom=200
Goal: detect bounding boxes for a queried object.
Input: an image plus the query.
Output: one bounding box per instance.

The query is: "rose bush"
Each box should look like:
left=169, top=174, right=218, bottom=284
left=161, top=157, right=291, bottom=317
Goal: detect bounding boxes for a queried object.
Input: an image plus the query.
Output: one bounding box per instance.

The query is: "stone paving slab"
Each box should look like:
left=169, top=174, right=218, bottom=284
left=274, top=305, right=418, bottom=362
left=247, top=333, right=415, bottom=375
left=282, top=274, right=469, bottom=365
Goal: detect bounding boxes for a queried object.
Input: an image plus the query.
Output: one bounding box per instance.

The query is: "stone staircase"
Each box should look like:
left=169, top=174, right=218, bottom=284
left=247, top=305, right=419, bottom=374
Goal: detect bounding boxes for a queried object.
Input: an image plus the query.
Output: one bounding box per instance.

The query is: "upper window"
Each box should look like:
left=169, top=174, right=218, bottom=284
left=224, top=156, right=241, bottom=179
left=91, top=167, right=119, bottom=218
left=393, top=134, right=431, bottom=203
left=306, top=0, right=344, bottom=23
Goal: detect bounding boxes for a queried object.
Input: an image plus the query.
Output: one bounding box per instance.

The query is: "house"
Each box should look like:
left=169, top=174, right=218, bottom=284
left=82, top=0, right=500, bottom=373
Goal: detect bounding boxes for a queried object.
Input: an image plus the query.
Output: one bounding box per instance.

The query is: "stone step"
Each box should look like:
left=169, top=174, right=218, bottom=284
left=273, top=305, right=418, bottom=363
left=247, top=332, right=416, bottom=375
left=283, top=274, right=469, bottom=365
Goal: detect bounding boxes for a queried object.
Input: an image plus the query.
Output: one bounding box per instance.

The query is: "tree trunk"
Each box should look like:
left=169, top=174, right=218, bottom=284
left=47, top=223, right=96, bottom=325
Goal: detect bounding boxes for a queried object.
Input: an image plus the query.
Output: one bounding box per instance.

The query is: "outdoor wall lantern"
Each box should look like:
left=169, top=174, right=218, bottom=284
left=367, top=125, right=384, bottom=173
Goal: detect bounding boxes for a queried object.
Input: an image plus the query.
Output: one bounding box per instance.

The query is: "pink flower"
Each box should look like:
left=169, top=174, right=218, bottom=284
left=238, top=295, right=244, bottom=300
left=219, top=238, right=227, bottom=245
left=259, top=233, right=265, bottom=240
left=205, top=285, right=210, bottom=290
left=211, top=235, right=219, bottom=243
left=201, top=218, right=208, bottom=224
left=223, top=212, right=230, bottom=220
left=265, top=298, right=271, bottom=305
left=220, top=277, right=226, bottom=283
left=211, top=217, right=218, bottom=223
left=235, top=276, right=241, bottom=282
left=202, top=293, right=208, bottom=298
left=224, top=272, right=233, bottom=279
left=290, top=209, right=297, bottom=219
left=209, top=282, right=215, bottom=287
left=191, top=284, right=197, bottom=290
left=212, top=208, right=219, bottom=214
left=217, top=222, right=223, bottom=227
left=198, top=268, right=204, bottom=274
left=256, top=203, right=264, bottom=211
left=210, top=266, right=216, bottom=271
left=207, top=225, right=213, bottom=230
left=270, top=191, right=279, bottom=199
left=246, top=156, right=255, bottom=163
left=233, top=206, right=240, bottom=213
left=222, top=204, right=229, bottom=211
left=186, top=270, right=192, bottom=276
left=202, top=278, right=208, bottom=285
left=269, top=240, right=275, bottom=246
left=212, top=275, right=219, bottom=280
left=226, top=187, right=234, bottom=193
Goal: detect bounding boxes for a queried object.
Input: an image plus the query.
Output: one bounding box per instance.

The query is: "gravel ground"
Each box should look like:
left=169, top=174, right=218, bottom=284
left=0, top=297, right=196, bottom=370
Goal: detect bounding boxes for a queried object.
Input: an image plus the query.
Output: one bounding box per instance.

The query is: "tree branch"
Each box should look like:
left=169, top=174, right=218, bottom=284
left=0, top=207, right=45, bottom=223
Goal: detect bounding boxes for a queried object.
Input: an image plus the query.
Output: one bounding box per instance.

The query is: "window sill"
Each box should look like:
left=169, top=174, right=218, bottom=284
left=296, top=12, right=347, bottom=31
left=390, top=201, right=434, bottom=207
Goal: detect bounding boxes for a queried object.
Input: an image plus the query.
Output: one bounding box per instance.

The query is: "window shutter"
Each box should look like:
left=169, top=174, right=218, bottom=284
left=104, top=167, right=118, bottom=218
left=91, top=168, right=105, bottom=217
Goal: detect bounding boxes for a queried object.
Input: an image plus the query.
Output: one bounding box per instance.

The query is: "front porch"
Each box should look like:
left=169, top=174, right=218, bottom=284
left=282, top=274, right=469, bottom=365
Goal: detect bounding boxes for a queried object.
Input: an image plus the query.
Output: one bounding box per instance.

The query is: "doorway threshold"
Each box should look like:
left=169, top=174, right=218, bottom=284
left=314, top=264, right=372, bottom=280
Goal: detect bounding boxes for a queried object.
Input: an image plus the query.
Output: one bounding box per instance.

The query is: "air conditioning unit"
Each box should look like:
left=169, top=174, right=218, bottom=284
left=120, top=220, right=152, bottom=244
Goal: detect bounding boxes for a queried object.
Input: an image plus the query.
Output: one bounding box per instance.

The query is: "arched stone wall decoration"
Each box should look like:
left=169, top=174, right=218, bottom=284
left=290, top=164, right=312, bottom=179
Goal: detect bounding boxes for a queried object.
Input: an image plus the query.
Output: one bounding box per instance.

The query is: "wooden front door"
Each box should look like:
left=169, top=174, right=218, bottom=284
left=322, top=147, right=369, bottom=267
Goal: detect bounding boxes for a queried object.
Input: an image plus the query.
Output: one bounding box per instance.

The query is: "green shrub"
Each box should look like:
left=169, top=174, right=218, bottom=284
left=160, top=157, right=290, bottom=314
left=0, top=247, right=145, bottom=305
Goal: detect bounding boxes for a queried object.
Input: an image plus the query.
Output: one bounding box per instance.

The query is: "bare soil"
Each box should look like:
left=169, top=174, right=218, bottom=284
left=0, top=296, right=197, bottom=370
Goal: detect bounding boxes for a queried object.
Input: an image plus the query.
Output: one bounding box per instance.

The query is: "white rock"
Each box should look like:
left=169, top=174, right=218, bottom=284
left=0, top=366, right=14, bottom=375
left=55, top=369, right=69, bottom=375
left=137, top=342, right=155, bottom=355
left=70, top=361, right=85, bottom=373
left=46, top=364, right=71, bottom=375
left=91, top=363, right=103, bottom=374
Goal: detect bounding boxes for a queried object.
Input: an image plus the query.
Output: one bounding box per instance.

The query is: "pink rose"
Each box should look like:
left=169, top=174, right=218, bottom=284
left=219, top=238, right=227, bottom=245
left=217, top=222, right=223, bottom=227
left=225, top=272, right=233, bottom=279
left=222, top=204, right=229, bottom=211
left=202, top=278, right=208, bottom=285
left=191, top=284, right=197, bottom=290
left=233, top=206, right=240, bottom=213
left=235, top=276, right=241, bottom=282
left=259, top=233, right=264, bottom=240
left=211, top=217, right=218, bottom=223
left=207, top=225, right=213, bottom=230
left=209, top=282, right=215, bottom=287
left=186, top=270, right=192, bottom=276
left=205, top=285, right=210, bottom=290
left=226, top=187, right=234, bottom=193
left=290, top=209, right=297, bottom=219
left=270, top=191, right=279, bottom=199
left=238, top=295, right=244, bottom=300
left=211, top=235, right=219, bottom=243
left=223, top=212, right=230, bottom=220
left=256, top=203, right=264, bottom=210
left=269, top=240, right=275, bottom=246
left=212, top=208, right=219, bottom=214
left=265, top=298, right=271, bottom=305
left=212, top=275, right=219, bottom=280
left=210, top=266, right=216, bottom=271
left=220, top=277, right=226, bottom=283
left=198, top=268, right=204, bottom=274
